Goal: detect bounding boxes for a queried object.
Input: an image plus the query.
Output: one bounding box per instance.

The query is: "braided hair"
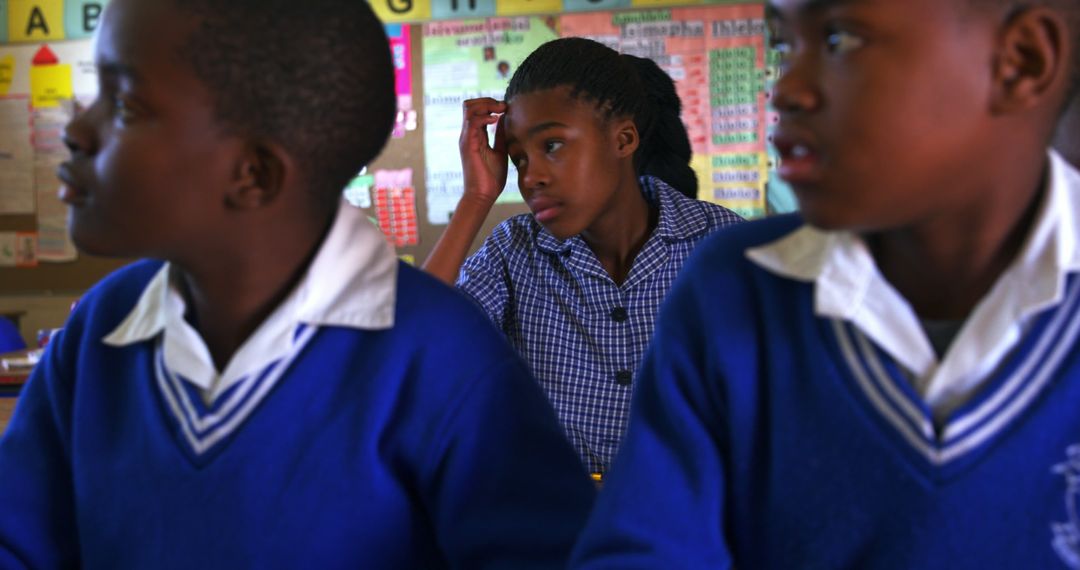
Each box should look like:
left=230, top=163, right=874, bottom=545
left=505, top=37, right=699, bottom=198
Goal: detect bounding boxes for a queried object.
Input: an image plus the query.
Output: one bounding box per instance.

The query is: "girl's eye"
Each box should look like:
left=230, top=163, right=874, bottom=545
left=544, top=141, right=564, bottom=153
left=512, top=155, right=526, bottom=169
left=825, top=30, right=863, bottom=54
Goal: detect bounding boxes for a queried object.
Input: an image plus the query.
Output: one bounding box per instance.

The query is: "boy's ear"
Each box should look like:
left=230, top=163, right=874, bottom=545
left=991, top=6, right=1071, bottom=114
left=226, top=142, right=290, bottom=210
left=612, top=118, right=640, bottom=159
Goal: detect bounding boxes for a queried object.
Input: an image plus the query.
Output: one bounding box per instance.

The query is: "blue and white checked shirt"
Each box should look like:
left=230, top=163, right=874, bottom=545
left=458, top=176, right=743, bottom=473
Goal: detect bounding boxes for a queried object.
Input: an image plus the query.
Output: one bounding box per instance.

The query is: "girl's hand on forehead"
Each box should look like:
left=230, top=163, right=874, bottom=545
left=459, top=97, right=509, bottom=205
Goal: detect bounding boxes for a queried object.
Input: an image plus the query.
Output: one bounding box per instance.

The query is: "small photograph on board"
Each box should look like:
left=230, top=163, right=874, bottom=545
left=14, top=232, right=38, bottom=267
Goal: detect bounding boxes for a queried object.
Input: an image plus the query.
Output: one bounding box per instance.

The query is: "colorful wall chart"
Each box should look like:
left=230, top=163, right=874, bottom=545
left=0, top=41, right=85, bottom=262
left=561, top=4, right=770, bottom=218
left=369, top=0, right=760, bottom=23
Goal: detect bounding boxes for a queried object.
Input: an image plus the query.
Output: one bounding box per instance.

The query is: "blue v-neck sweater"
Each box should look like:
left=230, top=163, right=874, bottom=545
left=572, top=215, right=1080, bottom=569
left=0, top=260, right=594, bottom=569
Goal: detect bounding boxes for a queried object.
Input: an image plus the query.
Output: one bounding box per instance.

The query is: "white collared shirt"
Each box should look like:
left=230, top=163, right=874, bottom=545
left=747, top=151, right=1080, bottom=422
left=102, top=200, right=399, bottom=404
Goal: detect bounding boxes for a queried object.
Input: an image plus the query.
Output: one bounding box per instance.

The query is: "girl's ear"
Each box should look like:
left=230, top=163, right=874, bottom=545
left=990, top=6, right=1071, bottom=115
left=612, top=118, right=640, bottom=159
left=226, top=141, right=291, bottom=210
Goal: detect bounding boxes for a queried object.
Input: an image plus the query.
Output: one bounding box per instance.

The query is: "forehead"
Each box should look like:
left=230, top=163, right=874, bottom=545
left=766, top=0, right=963, bottom=20
left=96, top=0, right=192, bottom=74
left=504, top=87, right=606, bottom=138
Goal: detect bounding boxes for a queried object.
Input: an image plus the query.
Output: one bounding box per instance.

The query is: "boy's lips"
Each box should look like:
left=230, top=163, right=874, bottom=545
left=528, top=196, right=562, bottom=224
left=772, top=130, right=822, bottom=184
left=56, top=162, right=90, bottom=206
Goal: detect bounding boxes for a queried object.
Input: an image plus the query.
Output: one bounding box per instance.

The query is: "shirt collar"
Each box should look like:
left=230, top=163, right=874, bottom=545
left=102, top=200, right=398, bottom=398
left=533, top=175, right=709, bottom=255
left=746, top=151, right=1080, bottom=414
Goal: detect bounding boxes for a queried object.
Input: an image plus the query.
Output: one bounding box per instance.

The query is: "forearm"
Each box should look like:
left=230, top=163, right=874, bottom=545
left=422, top=193, right=497, bottom=285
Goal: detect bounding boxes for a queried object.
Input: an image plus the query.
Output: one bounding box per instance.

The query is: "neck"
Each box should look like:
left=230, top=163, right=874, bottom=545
left=1054, top=97, right=1080, bottom=170
left=581, top=174, right=656, bottom=285
left=175, top=205, right=335, bottom=371
left=866, top=153, right=1049, bottom=321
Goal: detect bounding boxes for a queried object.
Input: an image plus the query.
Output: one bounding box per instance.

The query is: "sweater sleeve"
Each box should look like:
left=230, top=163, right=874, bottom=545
left=421, top=352, right=596, bottom=570
left=569, top=256, right=735, bottom=569
left=0, top=329, right=80, bottom=568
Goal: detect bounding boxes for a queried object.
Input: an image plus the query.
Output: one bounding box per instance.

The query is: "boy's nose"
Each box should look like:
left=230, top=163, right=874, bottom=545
left=771, top=59, right=821, bottom=114
left=62, top=104, right=99, bottom=156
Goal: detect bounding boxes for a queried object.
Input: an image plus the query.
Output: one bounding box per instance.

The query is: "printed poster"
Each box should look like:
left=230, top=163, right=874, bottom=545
left=387, top=24, right=418, bottom=139
left=422, top=16, right=557, bottom=225
left=0, top=97, right=33, bottom=215
left=0, top=39, right=97, bottom=100
left=32, top=99, right=77, bottom=261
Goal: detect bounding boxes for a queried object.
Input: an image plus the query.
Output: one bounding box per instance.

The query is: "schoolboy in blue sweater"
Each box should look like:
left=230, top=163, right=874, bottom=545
left=572, top=0, right=1080, bottom=568
left=0, top=0, right=594, bottom=567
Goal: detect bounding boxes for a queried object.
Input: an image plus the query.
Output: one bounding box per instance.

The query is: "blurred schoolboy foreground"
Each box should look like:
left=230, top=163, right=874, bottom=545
left=572, top=0, right=1080, bottom=568
left=0, top=0, right=594, bottom=567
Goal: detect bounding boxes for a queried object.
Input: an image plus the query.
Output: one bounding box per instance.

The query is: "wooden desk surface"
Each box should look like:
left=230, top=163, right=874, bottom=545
left=0, top=349, right=34, bottom=435
left=0, top=398, right=17, bottom=435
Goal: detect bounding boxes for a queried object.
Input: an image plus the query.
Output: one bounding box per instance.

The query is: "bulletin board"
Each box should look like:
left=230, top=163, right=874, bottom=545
left=0, top=0, right=792, bottom=295
left=363, top=22, right=535, bottom=267
left=0, top=2, right=126, bottom=294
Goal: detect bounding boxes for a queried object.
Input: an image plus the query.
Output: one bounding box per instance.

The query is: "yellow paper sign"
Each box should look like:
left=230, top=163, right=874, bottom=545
left=0, top=56, right=15, bottom=96
left=8, top=0, right=67, bottom=42
left=496, top=0, right=562, bottom=16
left=29, top=63, right=73, bottom=108
left=691, top=154, right=711, bottom=197
left=369, top=0, right=432, bottom=24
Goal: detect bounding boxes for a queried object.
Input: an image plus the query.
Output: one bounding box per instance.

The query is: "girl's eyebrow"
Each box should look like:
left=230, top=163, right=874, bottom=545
left=525, top=121, right=568, bottom=138
left=505, top=120, right=569, bottom=145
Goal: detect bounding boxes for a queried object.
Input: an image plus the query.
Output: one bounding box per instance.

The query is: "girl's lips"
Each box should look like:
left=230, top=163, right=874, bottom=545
left=533, top=205, right=561, bottom=223
left=528, top=197, right=562, bottom=223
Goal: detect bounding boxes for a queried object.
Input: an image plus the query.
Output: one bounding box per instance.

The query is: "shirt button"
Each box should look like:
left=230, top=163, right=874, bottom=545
left=615, top=370, right=632, bottom=386
left=610, top=307, right=628, bottom=322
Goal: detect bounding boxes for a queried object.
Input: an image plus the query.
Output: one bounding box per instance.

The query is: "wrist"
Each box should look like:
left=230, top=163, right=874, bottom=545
left=460, top=188, right=499, bottom=208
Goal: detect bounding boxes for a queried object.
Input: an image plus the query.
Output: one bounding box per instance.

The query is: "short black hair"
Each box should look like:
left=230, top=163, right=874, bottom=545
left=173, top=0, right=396, bottom=210
left=505, top=37, right=698, bottom=199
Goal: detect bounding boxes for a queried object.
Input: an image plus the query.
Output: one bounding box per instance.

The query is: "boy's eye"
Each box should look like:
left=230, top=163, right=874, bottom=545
left=511, top=155, right=526, bottom=169
left=112, top=96, right=138, bottom=124
left=544, top=140, right=564, bottom=154
left=768, top=36, right=792, bottom=55
left=825, top=30, right=863, bottom=54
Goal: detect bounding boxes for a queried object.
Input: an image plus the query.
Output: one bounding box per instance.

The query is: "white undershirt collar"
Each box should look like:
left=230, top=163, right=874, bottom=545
left=101, top=200, right=398, bottom=403
left=747, top=151, right=1080, bottom=420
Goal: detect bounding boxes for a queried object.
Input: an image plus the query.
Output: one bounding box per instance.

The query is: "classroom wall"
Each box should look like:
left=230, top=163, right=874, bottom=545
left=0, top=293, right=78, bottom=348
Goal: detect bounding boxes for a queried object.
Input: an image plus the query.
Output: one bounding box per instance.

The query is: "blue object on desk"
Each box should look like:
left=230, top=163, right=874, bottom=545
left=0, top=317, right=26, bottom=353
